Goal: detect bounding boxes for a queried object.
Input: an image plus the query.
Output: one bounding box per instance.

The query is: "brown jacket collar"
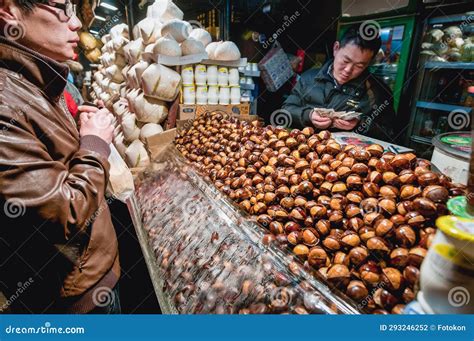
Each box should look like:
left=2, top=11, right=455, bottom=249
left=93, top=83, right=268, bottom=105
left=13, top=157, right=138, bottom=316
left=0, top=36, right=69, bottom=101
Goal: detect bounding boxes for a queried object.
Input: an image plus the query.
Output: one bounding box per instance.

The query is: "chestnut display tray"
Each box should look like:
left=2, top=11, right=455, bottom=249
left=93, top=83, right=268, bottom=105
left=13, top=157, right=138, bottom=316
left=127, top=145, right=362, bottom=314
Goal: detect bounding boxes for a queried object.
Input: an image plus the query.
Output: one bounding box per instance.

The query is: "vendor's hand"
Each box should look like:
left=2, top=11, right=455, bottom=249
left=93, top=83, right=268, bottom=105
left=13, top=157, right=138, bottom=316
left=77, top=105, right=99, bottom=115
left=94, top=99, right=106, bottom=109
left=79, top=109, right=114, bottom=144
left=310, top=110, right=332, bottom=130
left=332, top=118, right=359, bottom=131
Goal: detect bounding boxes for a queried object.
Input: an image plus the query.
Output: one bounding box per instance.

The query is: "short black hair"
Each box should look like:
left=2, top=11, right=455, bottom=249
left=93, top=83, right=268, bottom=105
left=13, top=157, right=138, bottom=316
left=340, top=23, right=382, bottom=57
left=13, top=0, right=41, bottom=12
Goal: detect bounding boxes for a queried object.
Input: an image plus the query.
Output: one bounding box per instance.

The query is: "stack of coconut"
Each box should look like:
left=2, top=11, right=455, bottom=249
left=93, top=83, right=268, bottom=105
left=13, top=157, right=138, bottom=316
left=90, top=0, right=243, bottom=169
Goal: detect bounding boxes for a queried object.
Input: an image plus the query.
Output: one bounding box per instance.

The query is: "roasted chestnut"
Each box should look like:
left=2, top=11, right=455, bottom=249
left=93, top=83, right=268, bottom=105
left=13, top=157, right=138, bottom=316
left=293, top=244, right=310, bottom=259
left=326, top=264, right=350, bottom=289
left=407, top=247, right=427, bottom=267
left=390, top=248, right=409, bottom=269
left=308, top=246, right=329, bottom=268
left=346, top=280, right=369, bottom=301
left=359, top=261, right=381, bottom=286
left=394, top=225, right=416, bottom=248
left=366, top=236, right=390, bottom=255
left=381, top=267, right=405, bottom=292
left=348, top=246, right=368, bottom=266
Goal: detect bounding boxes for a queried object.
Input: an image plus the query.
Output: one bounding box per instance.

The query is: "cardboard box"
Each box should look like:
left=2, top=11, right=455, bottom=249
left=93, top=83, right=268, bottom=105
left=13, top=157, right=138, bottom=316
left=178, top=103, right=250, bottom=120
left=145, top=128, right=177, bottom=159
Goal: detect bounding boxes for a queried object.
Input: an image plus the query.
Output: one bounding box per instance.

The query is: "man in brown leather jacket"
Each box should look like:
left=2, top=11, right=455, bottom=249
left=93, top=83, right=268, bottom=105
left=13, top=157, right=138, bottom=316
left=0, top=0, right=120, bottom=313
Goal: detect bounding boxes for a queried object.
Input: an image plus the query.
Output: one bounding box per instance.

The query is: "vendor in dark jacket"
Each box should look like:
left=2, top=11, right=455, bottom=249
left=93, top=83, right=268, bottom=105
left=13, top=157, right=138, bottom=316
left=282, top=24, right=396, bottom=141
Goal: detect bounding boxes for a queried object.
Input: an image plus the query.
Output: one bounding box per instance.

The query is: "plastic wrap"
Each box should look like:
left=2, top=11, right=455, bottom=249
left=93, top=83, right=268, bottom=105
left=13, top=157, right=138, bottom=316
left=129, top=145, right=361, bottom=314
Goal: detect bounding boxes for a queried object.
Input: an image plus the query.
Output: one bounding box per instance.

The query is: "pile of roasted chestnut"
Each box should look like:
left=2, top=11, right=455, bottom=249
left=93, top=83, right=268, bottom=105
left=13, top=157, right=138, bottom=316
left=175, top=112, right=466, bottom=314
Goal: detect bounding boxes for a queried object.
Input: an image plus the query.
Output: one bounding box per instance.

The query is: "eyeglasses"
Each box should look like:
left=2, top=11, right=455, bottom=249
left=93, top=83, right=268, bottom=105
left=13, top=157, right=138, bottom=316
left=39, top=0, right=77, bottom=19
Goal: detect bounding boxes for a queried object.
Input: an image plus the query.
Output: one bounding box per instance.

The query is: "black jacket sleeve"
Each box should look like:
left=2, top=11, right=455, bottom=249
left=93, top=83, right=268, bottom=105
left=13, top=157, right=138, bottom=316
left=282, top=73, right=316, bottom=129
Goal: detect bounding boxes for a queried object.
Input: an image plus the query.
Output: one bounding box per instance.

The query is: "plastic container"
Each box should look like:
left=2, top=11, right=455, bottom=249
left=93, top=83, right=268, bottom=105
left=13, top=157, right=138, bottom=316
left=431, top=132, right=471, bottom=185
left=218, top=86, right=230, bottom=105
left=218, top=67, right=229, bottom=86
left=207, top=85, right=219, bottom=105
left=181, top=65, right=194, bottom=85
left=230, top=86, right=241, bottom=105
left=206, top=65, right=218, bottom=85
left=194, top=64, right=207, bottom=85
left=130, top=145, right=360, bottom=314
left=228, top=68, right=239, bottom=86
left=196, top=85, right=208, bottom=105
left=182, top=85, right=195, bottom=105
left=419, top=215, right=474, bottom=314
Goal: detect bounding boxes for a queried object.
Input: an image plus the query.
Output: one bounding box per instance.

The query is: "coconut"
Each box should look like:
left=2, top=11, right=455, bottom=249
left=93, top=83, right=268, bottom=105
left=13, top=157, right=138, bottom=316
left=125, top=140, right=150, bottom=168
left=154, top=36, right=182, bottom=56
left=189, top=28, right=212, bottom=47
left=214, top=41, right=241, bottom=61
left=181, top=38, right=206, bottom=55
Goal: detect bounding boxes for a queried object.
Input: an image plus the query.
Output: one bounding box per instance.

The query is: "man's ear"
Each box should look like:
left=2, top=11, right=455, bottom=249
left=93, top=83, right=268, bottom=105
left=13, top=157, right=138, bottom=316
left=0, top=0, right=20, bottom=24
left=333, top=41, right=340, bottom=57
left=0, top=0, right=25, bottom=39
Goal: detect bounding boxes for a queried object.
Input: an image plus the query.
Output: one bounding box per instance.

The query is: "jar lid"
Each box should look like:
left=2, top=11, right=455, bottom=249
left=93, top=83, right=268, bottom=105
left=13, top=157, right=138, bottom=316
left=432, top=132, right=471, bottom=161
left=436, top=215, right=474, bottom=242
left=447, top=196, right=474, bottom=219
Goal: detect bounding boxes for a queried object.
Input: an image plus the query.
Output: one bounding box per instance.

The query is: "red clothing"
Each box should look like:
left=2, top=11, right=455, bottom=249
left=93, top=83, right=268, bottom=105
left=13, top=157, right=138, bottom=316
left=64, top=89, right=78, bottom=118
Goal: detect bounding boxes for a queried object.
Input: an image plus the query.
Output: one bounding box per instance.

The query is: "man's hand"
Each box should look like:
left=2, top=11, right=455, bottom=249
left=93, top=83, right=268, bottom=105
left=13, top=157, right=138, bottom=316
left=332, top=118, right=359, bottom=131
left=79, top=108, right=114, bottom=144
left=310, top=110, right=332, bottom=130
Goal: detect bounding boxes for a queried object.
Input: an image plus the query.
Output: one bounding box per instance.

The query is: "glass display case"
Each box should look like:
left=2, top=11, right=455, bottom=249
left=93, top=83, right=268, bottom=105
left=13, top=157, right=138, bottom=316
left=406, top=13, right=474, bottom=159
left=127, top=145, right=361, bottom=314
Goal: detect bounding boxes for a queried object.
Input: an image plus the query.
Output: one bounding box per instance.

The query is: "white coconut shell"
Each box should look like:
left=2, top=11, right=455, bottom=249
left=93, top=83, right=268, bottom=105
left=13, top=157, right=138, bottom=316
left=189, top=28, right=212, bottom=47
left=141, top=63, right=181, bottom=102
left=181, top=38, right=206, bottom=55
left=160, top=19, right=191, bottom=43
left=214, top=41, right=241, bottom=61
left=154, top=36, right=182, bottom=56
left=205, top=41, right=221, bottom=59
left=125, top=140, right=150, bottom=168
left=135, top=93, right=168, bottom=124
left=139, top=123, right=164, bottom=142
